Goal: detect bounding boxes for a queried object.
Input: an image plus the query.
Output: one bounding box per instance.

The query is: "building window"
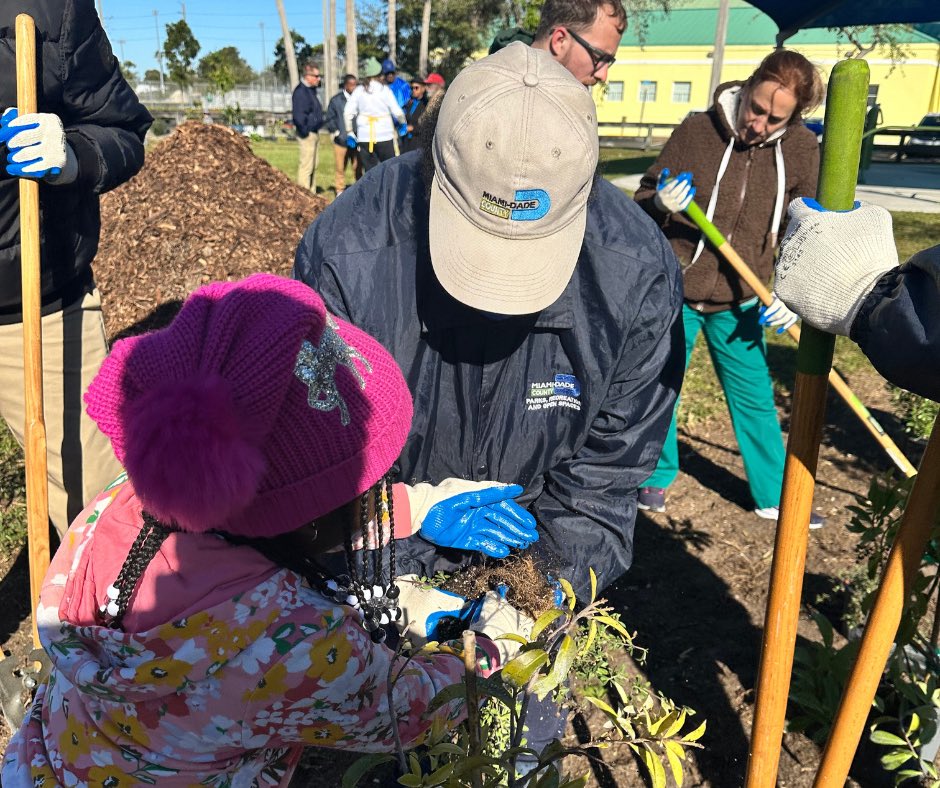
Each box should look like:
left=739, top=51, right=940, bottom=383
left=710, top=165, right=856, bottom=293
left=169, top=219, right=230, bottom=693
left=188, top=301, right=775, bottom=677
left=638, top=80, right=657, bottom=102
left=607, top=81, right=624, bottom=102
left=673, top=81, right=692, bottom=103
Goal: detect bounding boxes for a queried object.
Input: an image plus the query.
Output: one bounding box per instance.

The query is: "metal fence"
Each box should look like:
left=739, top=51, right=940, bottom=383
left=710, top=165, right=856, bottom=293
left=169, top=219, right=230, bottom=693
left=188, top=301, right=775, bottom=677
left=134, top=80, right=293, bottom=114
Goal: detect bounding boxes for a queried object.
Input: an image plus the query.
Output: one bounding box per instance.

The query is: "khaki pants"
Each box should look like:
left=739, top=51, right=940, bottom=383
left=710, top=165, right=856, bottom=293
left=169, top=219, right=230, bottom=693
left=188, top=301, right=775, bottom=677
left=333, top=142, right=362, bottom=192
left=0, top=289, right=121, bottom=537
left=296, top=132, right=320, bottom=191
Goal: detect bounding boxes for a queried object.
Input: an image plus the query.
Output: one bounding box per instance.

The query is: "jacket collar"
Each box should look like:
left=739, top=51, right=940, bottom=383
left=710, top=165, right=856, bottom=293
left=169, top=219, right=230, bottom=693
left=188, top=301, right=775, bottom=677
left=418, top=260, right=576, bottom=332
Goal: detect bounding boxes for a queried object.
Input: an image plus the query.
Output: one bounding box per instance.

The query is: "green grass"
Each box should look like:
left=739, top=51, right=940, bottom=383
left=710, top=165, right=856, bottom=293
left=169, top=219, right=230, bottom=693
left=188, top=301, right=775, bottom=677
left=250, top=135, right=350, bottom=199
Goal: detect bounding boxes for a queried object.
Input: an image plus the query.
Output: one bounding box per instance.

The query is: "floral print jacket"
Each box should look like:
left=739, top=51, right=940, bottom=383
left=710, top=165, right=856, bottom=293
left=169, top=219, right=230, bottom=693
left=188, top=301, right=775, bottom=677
left=2, top=476, right=470, bottom=787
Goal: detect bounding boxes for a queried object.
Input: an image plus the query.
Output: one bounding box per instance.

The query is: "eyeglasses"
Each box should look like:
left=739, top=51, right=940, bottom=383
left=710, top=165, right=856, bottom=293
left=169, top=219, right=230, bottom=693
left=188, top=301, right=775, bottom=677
left=564, top=27, right=617, bottom=73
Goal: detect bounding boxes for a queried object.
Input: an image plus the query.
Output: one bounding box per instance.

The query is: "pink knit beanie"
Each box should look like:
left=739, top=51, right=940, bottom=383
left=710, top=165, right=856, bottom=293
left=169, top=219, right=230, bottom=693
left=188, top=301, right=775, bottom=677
left=85, top=274, right=413, bottom=538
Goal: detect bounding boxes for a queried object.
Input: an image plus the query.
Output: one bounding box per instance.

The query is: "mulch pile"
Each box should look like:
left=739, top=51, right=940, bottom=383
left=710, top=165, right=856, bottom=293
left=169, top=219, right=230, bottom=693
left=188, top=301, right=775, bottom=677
left=94, top=122, right=327, bottom=340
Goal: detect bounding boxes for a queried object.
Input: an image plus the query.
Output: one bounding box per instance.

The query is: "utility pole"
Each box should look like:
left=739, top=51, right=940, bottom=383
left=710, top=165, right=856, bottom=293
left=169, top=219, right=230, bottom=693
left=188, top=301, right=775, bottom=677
left=387, top=0, right=396, bottom=66
left=260, top=22, right=267, bottom=72
left=180, top=2, right=186, bottom=22
left=96, top=0, right=105, bottom=34
left=153, top=9, right=165, bottom=94
left=707, top=0, right=730, bottom=104
left=275, top=0, right=299, bottom=88
left=329, top=0, right=338, bottom=92
left=118, top=39, right=126, bottom=63
left=322, top=0, right=330, bottom=93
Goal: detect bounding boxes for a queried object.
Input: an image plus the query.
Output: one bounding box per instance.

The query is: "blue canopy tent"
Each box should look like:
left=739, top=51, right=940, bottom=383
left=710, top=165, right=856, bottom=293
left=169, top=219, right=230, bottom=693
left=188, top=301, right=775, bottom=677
left=742, top=0, right=940, bottom=43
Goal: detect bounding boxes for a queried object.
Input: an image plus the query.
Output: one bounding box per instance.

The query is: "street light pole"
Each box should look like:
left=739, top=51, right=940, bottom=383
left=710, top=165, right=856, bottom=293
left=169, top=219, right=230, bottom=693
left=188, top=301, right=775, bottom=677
left=153, top=9, right=165, bottom=94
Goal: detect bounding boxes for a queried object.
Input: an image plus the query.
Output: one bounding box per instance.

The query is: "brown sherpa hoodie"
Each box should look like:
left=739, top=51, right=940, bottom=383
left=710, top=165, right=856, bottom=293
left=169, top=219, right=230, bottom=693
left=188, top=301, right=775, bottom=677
left=635, top=81, right=819, bottom=312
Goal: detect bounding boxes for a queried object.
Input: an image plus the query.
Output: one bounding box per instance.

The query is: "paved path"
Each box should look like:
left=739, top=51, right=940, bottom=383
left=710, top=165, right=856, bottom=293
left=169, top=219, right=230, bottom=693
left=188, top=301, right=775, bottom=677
left=609, top=162, right=940, bottom=213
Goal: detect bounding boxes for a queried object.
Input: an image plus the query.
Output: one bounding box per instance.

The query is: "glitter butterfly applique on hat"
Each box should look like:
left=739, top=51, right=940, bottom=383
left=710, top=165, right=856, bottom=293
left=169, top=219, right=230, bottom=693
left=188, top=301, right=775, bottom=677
left=294, top=314, right=372, bottom=425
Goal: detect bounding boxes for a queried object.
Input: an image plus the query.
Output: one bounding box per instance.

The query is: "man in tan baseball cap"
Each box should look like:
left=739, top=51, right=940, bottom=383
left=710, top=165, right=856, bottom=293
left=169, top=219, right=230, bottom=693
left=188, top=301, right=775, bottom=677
left=295, top=41, right=683, bottom=605
left=429, top=43, right=598, bottom=315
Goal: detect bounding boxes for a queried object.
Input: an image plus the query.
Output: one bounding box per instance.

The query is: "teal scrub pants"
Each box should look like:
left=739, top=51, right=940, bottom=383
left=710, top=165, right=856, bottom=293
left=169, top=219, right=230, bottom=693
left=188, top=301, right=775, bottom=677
left=645, top=300, right=786, bottom=510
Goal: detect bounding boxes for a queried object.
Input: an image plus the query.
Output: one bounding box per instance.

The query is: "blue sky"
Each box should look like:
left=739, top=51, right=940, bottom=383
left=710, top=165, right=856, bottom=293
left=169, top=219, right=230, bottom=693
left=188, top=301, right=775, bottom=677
left=97, top=1, right=362, bottom=78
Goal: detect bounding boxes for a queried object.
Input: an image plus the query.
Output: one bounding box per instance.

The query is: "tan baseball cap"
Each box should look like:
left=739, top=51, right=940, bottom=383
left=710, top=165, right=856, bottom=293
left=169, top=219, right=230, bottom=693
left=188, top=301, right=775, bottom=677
left=429, top=42, right=599, bottom=315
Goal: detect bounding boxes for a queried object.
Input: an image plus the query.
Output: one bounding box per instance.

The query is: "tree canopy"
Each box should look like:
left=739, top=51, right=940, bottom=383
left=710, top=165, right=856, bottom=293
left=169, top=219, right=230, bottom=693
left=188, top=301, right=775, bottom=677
left=162, top=20, right=200, bottom=90
left=273, top=31, right=315, bottom=84
left=198, top=47, right=256, bottom=86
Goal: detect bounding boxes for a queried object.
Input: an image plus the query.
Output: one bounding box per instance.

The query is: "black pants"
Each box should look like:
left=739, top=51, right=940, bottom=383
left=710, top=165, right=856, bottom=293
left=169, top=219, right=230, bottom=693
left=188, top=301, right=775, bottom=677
left=358, top=139, right=397, bottom=171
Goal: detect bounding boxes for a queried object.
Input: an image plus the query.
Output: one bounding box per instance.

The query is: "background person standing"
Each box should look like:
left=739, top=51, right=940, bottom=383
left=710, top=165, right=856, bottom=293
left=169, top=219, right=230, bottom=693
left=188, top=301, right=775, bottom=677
left=344, top=57, right=407, bottom=172
left=291, top=63, right=324, bottom=192
left=325, top=73, right=363, bottom=193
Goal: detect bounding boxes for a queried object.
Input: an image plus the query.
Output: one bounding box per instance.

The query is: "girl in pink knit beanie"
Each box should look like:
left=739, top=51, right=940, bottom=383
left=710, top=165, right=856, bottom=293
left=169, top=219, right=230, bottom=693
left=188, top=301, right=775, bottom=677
left=2, top=274, right=538, bottom=788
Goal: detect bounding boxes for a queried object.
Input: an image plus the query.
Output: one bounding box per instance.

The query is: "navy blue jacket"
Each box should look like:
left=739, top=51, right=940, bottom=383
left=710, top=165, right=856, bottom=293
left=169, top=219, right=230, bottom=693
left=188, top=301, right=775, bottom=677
left=291, top=82, right=324, bottom=139
left=324, top=90, right=350, bottom=143
left=852, top=245, right=940, bottom=401
left=293, top=153, right=685, bottom=598
left=0, top=0, right=152, bottom=319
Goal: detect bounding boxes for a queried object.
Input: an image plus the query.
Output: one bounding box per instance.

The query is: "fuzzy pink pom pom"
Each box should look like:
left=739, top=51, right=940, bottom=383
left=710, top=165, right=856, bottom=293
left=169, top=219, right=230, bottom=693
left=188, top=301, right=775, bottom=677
left=122, top=375, right=266, bottom=532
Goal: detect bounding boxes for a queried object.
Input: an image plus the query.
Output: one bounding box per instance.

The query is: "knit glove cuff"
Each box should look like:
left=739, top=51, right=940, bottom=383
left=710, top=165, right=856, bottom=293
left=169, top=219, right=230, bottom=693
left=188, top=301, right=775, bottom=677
left=775, top=199, right=899, bottom=336
left=405, top=479, right=513, bottom=534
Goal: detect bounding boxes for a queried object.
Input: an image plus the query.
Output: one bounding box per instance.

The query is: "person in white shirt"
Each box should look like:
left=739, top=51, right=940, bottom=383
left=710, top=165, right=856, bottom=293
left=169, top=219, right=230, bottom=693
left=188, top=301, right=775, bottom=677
left=343, top=57, right=408, bottom=172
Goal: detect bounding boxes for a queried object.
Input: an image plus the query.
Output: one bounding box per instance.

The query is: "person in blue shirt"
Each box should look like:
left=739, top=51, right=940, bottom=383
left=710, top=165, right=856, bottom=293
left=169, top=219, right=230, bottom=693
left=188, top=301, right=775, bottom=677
left=382, top=58, right=412, bottom=107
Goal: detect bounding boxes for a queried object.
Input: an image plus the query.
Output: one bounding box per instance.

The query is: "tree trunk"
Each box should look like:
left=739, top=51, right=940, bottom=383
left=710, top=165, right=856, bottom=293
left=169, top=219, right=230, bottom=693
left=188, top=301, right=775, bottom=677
left=419, top=0, right=431, bottom=76
left=345, top=0, right=358, bottom=76
left=275, top=0, right=299, bottom=87
left=387, top=0, right=396, bottom=65
left=329, top=0, right=337, bottom=90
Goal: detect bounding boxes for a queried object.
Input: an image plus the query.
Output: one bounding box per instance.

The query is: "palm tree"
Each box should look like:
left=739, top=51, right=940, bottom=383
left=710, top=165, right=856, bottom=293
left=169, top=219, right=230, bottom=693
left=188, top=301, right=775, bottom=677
left=345, top=0, right=358, bottom=75
left=329, top=0, right=337, bottom=90
left=387, top=0, right=396, bottom=65
left=419, top=0, right=431, bottom=76
left=275, top=0, right=299, bottom=87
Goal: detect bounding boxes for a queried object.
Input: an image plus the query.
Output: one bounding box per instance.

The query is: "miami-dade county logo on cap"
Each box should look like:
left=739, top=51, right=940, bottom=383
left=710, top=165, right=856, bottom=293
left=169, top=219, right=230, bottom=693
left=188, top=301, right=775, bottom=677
left=526, top=373, right=582, bottom=412
left=480, top=189, right=551, bottom=222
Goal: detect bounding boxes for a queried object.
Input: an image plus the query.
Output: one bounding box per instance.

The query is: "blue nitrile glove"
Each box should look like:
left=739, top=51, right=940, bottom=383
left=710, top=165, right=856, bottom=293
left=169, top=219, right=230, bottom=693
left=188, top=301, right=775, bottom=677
left=398, top=122, right=409, bottom=137
left=411, top=481, right=539, bottom=559
left=396, top=575, right=484, bottom=645
left=758, top=292, right=799, bottom=334
left=0, top=108, right=77, bottom=183
left=653, top=168, right=696, bottom=214
left=345, top=133, right=358, bottom=149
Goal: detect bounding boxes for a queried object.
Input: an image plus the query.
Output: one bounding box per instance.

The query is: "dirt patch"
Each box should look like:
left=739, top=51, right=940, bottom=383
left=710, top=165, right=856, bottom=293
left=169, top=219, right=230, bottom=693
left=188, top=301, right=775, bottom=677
left=94, top=121, right=327, bottom=341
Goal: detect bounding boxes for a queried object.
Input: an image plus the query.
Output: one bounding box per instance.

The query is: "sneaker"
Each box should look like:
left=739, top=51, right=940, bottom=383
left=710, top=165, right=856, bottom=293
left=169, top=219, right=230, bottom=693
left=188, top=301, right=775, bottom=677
left=754, top=506, right=825, bottom=529
left=637, top=487, right=666, bottom=513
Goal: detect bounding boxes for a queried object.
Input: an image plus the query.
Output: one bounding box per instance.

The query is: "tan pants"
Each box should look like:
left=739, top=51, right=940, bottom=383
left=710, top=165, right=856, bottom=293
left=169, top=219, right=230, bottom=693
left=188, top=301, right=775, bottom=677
left=0, top=289, right=121, bottom=537
left=296, top=132, right=320, bottom=191
left=333, top=142, right=362, bottom=192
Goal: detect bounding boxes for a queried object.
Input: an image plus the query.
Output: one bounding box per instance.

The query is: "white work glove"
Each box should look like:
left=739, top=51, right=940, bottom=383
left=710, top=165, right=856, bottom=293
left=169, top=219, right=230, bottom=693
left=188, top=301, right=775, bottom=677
left=653, top=168, right=696, bottom=214
left=469, top=591, right=535, bottom=664
left=758, top=293, right=799, bottom=334
left=405, top=478, right=538, bottom=558
left=775, top=198, right=899, bottom=336
left=0, top=108, right=78, bottom=184
left=395, top=574, right=474, bottom=646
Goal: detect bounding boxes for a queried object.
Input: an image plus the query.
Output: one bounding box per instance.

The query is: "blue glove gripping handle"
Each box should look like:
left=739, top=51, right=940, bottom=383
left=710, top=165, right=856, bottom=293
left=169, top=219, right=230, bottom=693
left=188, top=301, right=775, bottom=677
left=425, top=592, right=486, bottom=640
left=0, top=119, right=40, bottom=147
left=398, top=123, right=408, bottom=137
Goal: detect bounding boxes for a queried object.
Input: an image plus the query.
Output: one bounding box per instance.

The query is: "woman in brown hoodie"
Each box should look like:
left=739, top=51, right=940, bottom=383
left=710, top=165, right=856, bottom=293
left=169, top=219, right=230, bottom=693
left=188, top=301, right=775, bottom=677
left=634, top=49, right=824, bottom=524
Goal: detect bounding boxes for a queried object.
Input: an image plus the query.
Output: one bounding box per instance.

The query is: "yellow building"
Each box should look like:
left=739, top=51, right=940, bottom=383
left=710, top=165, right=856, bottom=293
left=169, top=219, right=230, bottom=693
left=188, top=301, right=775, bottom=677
left=595, top=0, right=940, bottom=136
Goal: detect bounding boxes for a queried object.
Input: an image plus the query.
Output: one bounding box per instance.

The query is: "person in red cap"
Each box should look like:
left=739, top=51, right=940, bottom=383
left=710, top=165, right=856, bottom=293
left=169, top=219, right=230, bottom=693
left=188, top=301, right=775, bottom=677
left=424, top=72, right=446, bottom=97
left=2, top=273, right=539, bottom=786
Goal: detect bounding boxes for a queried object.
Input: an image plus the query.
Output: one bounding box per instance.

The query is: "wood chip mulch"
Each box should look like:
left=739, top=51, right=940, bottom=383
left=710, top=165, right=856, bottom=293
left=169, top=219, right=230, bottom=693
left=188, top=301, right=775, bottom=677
left=94, top=122, right=327, bottom=341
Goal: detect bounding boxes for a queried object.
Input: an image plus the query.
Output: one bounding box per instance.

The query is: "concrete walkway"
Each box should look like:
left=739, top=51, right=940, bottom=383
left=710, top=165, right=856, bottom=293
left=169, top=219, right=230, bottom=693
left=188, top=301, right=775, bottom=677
left=609, top=161, right=940, bottom=213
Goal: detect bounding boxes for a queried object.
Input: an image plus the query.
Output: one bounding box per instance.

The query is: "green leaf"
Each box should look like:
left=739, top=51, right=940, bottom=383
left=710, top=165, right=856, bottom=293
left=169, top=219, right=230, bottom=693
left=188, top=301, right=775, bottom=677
left=426, top=761, right=456, bottom=786
left=870, top=730, right=908, bottom=747
left=589, top=568, right=597, bottom=603
left=531, top=608, right=566, bottom=640
left=580, top=620, right=598, bottom=658
left=427, top=681, right=469, bottom=713
left=664, top=709, right=688, bottom=739
left=550, top=635, right=578, bottom=685
left=535, top=766, right=561, bottom=787
left=497, top=633, right=530, bottom=645
left=427, top=742, right=466, bottom=757
left=559, top=773, right=590, bottom=788
left=397, top=775, right=421, bottom=788
left=665, top=741, right=686, bottom=786
left=559, top=578, right=577, bottom=611
left=502, top=649, right=550, bottom=688
left=640, top=744, right=667, bottom=788
left=906, top=713, right=921, bottom=737
left=343, top=755, right=396, bottom=788
left=584, top=694, right=617, bottom=717
left=682, top=720, right=707, bottom=742
left=880, top=749, right=914, bottom=770
left=595, top=615, right=630, bottom=639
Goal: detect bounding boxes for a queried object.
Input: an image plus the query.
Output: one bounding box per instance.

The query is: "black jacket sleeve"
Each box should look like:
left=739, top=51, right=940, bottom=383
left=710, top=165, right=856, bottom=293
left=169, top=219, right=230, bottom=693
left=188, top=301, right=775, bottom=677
left=851, top=244, right=940, bottom=401
left=60, top=0, right=152, bottom=193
